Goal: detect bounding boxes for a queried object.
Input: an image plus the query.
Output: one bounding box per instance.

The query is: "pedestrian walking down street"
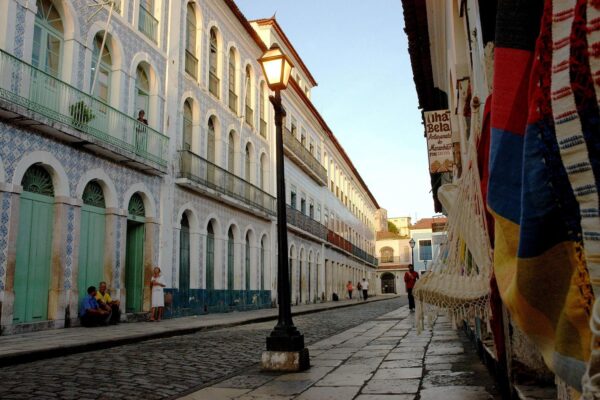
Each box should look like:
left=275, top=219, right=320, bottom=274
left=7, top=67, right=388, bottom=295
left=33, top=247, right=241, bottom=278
left=150, top=267, right=166, bottom=322
left=361, top=278, right=369, bottom=301
left=346, top=281, right=354, bottom=299
left=404, top=264, right=419, bottom=312
left=356, top=281, right=363, bottom=300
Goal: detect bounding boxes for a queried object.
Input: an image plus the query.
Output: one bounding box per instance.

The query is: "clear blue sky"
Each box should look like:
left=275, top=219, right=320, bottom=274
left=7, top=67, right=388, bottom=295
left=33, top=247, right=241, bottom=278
left=236, top=0, right=435, bottom=221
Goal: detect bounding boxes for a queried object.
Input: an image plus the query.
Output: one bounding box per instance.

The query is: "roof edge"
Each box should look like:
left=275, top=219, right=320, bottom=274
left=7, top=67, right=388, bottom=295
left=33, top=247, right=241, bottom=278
left=250, top=18, right=318, bottom=87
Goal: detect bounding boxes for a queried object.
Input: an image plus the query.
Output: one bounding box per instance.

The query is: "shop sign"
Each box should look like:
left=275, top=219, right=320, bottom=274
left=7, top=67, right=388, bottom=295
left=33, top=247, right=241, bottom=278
left=425, top=110, right=453, bottom=173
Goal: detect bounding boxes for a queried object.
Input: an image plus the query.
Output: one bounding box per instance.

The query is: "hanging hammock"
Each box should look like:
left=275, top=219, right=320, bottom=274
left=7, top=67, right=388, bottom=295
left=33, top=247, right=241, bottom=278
left=414, top=108, right=493, bottom=331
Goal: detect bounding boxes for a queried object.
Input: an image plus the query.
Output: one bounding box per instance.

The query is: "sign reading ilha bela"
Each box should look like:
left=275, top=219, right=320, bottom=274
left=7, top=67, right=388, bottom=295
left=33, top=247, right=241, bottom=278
left=424, top=110, right=453, bottom=174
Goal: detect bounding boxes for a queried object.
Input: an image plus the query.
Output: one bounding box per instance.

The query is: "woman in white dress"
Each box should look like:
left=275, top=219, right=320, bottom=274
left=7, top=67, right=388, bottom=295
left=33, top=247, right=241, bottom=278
left=150, top=267, right=166, bottom=321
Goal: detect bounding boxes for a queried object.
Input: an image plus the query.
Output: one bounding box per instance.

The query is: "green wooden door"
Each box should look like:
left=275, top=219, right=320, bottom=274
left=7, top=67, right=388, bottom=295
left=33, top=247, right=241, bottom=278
left=227, top=229, right=234, bottom=290
left=206, top=225, right=214, bottom=290
left=179, top=216, right=190, bottom=307
left=125, top=221, right=145, bottom=312
left=78, top=204, right=105, bottom=301
left=13, top=191, right=54, bottom=323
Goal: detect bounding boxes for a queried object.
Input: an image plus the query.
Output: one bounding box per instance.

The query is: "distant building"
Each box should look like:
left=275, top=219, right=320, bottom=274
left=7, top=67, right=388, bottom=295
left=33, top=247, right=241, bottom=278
left=388, top=216, right=411, bottom=238
left=409, top=217, right=447, bottom=273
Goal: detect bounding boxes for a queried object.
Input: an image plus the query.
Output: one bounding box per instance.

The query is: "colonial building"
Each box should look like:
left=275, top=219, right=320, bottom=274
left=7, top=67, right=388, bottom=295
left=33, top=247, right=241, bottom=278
left=0, top=0, right=378, bottom=335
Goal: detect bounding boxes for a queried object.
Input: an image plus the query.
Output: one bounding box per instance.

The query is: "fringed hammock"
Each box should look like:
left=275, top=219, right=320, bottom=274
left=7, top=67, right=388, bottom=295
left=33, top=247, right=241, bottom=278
left=414, top=110, right=493, bottom=332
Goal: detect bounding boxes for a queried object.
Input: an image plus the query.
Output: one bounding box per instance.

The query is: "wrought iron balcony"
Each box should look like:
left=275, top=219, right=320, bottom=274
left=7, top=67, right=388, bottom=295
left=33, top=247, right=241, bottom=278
left=283, top=128, right=327, bottom=186
left=138, top=5, right=159, bottom=43
left=209, top=72, right=220, bottom=98
left=377, top=256, right=405, bottom=265
left=286, top=206, right=327, bottom=240
left=178, top=150, right=276, bottom=215
left=245, top=105, right=254, bottom=127
left=0, top=49, right=168, bottom=169
left=185, top=50, right=198, bottom=79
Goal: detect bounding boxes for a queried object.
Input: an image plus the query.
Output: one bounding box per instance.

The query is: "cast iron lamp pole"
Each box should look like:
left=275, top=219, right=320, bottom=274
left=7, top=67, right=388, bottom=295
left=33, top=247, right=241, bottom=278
left=258, top=44, right=309, bottom=371
left=409, top=238, right=415, bottom=267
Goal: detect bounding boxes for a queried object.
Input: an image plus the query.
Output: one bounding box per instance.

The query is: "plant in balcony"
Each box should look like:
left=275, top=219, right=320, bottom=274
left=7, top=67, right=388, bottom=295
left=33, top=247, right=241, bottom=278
left=69, top=100, right=95, bottom=128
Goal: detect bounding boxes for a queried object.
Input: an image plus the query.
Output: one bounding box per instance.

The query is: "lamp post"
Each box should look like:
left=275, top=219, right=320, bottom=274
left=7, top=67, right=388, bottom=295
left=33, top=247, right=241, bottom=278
left=258, top=44, right=309, bottom=372
left=409, top=238, right=415, bottom=267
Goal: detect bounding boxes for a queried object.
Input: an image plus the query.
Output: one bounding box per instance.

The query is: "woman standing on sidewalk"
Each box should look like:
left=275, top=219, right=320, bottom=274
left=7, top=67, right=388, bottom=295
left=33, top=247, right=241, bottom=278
left=346, top=281, right=354, bottom=299
left=150, top=267, right=166, bottom=321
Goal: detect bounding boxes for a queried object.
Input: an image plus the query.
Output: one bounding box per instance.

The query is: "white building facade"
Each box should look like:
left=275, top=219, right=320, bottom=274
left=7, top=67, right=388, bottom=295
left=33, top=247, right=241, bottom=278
left=0, top=0, right=378, bottom=335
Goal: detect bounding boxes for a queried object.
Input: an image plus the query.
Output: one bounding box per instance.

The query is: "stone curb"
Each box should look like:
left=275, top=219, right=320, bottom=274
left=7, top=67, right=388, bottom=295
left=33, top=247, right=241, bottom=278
left=0, top=295, right=399, bottom=367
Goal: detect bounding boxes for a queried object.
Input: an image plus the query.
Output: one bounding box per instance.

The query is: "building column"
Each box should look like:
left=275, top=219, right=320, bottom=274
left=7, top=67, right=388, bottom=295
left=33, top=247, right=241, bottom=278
left=0, top=183, right=22, bottom=332
left=48, top=196, right=82, bottom=329
left=142, top=218, right=160, bottom=312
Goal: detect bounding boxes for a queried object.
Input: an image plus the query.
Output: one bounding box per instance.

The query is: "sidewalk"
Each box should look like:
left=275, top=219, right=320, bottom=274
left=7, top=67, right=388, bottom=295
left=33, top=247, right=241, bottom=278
left=181, top=306, right=501, bottom=400
left=0, top=294, right=396, bottom=366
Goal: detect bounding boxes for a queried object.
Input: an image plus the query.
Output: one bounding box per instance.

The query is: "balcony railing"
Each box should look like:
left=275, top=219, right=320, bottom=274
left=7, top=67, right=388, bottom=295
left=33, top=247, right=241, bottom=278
left=178, top=150, right=275, bottom=215
left=228, top=90, right=238, bottom=114
left=325, top=230, right=377, bottom=266
left=245, top=105, right=254, bottom=127
left=209, top=72, right=219, bottom=98
left=260, top=118, right=267, bottom=138
left=377, top=256, right=406, bottom=265
left=185, top=50, right=198, bottom=79
left=283, top=128, right=327, bottom=185
left=286, top=206, right=327, bottom=240
left=0, top=49, right=168, bottom=167
left=138, top=5, right=158, bottom=43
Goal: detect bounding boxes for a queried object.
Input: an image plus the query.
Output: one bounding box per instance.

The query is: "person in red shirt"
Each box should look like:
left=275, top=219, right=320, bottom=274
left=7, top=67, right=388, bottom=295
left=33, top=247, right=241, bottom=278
left=404, top=264, right=419, bottom=312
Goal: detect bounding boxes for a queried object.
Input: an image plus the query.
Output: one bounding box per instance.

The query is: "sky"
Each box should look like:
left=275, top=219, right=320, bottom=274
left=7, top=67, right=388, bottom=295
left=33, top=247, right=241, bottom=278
left=236, top=0, right=435, bottom=221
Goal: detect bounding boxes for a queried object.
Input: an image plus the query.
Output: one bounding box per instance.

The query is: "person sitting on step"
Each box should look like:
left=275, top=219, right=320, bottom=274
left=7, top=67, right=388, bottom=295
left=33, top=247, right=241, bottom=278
left=80, top=286, right=111, bottom=327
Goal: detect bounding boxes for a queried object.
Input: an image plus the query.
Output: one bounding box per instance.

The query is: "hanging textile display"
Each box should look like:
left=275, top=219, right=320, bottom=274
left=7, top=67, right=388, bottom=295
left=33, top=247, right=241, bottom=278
left=489, top=0, right=598, bottom=392
left=413, top=93, right=494, bottom=331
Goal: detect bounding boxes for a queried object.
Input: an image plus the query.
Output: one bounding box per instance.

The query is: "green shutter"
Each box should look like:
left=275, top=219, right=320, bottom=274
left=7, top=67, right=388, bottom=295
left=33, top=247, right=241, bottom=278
left=179, top=217, right=190, bottom=307
left=78, top=204, right=105, bottom=302
left=206, top=232, right=214, bottom=290
left=125, top=221, right=145, bottom=313
left=14, top=191, right=54, bottom=323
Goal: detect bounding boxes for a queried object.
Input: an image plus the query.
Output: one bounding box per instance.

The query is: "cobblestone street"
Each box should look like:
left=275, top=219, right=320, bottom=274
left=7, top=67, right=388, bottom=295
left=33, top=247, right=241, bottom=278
left=0, top=298, right=407, bottom=399
left=184, top=306, right=501, bottom=400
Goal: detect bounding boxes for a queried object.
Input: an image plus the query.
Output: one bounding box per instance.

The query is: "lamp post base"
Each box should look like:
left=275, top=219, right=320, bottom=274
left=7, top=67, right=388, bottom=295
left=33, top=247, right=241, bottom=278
left=261, top=348, right=310, bottom=372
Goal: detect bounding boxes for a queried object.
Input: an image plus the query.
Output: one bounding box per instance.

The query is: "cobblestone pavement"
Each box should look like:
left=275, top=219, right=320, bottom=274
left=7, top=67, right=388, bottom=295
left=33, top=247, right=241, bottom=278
left=184, top=306, right=501, bottom=400
left=0, top=297, right=406, bottom=400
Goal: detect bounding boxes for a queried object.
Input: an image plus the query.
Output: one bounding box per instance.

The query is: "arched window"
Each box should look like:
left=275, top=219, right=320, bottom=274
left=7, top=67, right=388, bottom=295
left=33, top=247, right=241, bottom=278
left=185, top=2, right=198, bottom=79
left=260, top=236, right=266, bottom=291
left=227, top=227, right=234, bottom=290
left=259, top=82, right=267, bottom=138
left=228, top=48, right=237, bottom=113
left=244, top=65, right=253, bottom=127
left=245, top=233, right=251, bottom=290
left=260, top=153, right=267, bottom=191
left=206, top=222, right=214, bottom=290
left=228, top=131, right=236, bottom=174
left=245, top=144, right=251, bottom=183
left=381, top=247, right=394, bottom=263
left=138, top=0, right=158, bottom=43
left=207, top=117, right=216, bottom=163
left=183, top=99, right=193, bottom=151
left=32, top=0, right=63, bottom=78
left=208, top=28, right=219, bottom=97
left=91, top=32, right=112, bottom=104
left=135, top=65, right=150, bottom=118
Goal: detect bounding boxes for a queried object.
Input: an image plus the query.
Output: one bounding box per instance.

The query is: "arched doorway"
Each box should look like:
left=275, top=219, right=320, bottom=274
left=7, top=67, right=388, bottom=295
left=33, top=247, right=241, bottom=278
left=14, top=165, right=55, bottom=323
left=78, top=180, right=106, bottom=302
left=298, top=249, right=304, bottom=304
left=227, top=227, right=234, bottom=290
left=179, top=214, right=190, bottom=309
left=125, top=193, right=146, bottom=313
left=245, top=232, right=251, bottom=290
left=205, top=221, right=215, bottom=290
left=381, top=272, right=396, bottom=294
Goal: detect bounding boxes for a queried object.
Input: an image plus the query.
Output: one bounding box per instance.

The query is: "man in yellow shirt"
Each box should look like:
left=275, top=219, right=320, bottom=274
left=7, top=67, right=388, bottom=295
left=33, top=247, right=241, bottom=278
left=96, top=281, right=121, bottom=324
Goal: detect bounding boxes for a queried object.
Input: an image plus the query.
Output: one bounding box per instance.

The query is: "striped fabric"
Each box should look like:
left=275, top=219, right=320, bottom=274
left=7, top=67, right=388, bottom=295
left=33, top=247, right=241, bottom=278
left=489, top=0, right=599, bottom=391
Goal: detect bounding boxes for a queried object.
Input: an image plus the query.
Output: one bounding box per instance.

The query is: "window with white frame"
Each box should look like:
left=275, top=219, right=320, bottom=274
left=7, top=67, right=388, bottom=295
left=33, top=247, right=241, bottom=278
left=419, top=240, right=432, bottom=261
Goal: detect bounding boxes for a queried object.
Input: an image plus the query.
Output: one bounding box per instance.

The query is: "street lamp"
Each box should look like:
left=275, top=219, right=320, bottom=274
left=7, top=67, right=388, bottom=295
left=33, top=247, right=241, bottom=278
left=409, top=238, right=415, bottom=267
left=258, top=44, right=309, bottom=372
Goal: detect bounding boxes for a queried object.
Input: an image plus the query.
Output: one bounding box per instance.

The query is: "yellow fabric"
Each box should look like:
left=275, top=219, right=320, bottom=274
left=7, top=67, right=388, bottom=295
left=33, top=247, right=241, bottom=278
left=96, top=291, right=112, bottom=304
